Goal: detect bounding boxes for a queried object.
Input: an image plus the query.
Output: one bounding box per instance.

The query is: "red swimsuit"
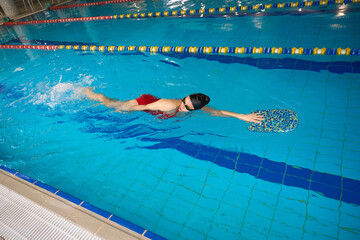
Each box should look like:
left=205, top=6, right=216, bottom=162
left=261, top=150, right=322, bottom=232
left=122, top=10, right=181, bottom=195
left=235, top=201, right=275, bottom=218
left=136, top=94, right=179, bottom=119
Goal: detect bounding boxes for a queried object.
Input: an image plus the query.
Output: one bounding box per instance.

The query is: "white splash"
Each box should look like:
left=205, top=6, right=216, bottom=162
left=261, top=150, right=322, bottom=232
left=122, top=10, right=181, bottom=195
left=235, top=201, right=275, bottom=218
left=14, top=67, right=24, bottom=72
left=79, top=74, right=96, bottom=86
left=165, top=81, right=193, bottom=87
left=29, top=74, right=97, bottom=109
left=330, top=24, right=345, bottom=29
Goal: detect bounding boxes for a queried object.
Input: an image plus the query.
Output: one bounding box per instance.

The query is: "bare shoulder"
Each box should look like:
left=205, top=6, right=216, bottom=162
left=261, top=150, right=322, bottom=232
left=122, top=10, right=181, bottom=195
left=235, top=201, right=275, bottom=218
left=159, top=98, right=180, bottom=104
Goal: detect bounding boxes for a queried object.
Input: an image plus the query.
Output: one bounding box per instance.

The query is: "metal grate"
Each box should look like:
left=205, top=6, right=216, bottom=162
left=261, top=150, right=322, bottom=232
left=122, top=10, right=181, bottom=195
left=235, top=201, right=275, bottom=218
left=0, top=184, right=102, bottom=240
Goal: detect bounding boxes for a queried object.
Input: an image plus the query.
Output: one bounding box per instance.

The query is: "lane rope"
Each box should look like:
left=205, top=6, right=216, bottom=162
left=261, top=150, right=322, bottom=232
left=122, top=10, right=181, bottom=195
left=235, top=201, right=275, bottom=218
left=3, top=16, right=113, bottom=25
left=49, top=0, right=142, bottom=10
left=3, top=0, right=359, bottom=26
left=0, top=44, right=359, bottom=56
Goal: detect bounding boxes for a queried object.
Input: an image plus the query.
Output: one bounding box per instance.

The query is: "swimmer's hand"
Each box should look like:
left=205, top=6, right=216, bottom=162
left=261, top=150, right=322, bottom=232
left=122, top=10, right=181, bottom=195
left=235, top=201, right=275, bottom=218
left=237, top=112, right=264, bottom=124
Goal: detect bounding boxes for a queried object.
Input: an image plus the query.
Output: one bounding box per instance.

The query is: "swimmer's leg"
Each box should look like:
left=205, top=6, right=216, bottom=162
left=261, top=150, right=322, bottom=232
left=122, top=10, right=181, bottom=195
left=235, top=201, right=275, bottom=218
left=82, top=87, right=121, bottom=108
left=82, top=87, right=139, bottom=110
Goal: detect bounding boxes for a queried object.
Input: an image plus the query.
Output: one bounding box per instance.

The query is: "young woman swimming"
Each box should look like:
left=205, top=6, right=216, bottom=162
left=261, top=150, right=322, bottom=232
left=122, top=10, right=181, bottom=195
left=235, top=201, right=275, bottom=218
left=82, top=87, right=264, bottom=123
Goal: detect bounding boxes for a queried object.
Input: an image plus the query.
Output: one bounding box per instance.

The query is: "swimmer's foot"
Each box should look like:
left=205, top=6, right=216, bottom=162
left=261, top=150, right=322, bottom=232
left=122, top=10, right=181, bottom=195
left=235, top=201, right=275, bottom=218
left=82, top=87, right=94, bottom=97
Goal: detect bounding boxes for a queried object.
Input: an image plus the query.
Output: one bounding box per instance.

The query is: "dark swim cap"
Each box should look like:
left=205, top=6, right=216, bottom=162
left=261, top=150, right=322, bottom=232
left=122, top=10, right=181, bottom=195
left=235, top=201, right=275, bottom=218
left=189, top=93, right=210, bottom=110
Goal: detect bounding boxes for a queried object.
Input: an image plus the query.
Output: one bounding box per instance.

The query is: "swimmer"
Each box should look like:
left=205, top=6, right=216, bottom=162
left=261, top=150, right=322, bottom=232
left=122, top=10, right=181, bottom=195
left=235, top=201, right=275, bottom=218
left=82, top=87, right=264, bottom=123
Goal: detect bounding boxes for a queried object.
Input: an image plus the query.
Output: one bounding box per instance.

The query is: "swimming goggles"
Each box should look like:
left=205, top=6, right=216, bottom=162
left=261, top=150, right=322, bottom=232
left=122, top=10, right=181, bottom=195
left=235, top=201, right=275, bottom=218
left=182, top=98, right=194, bottom=111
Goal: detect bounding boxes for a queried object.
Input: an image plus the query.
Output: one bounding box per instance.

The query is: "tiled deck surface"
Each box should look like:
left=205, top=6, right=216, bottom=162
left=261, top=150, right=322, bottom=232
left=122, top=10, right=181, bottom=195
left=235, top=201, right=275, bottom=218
left=0, top=169, right=150, bottom=240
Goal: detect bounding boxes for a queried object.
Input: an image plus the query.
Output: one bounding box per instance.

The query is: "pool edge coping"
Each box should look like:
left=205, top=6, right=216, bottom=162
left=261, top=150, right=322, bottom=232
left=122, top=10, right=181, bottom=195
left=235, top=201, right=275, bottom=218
left=0, top=164, right=167, bottom=240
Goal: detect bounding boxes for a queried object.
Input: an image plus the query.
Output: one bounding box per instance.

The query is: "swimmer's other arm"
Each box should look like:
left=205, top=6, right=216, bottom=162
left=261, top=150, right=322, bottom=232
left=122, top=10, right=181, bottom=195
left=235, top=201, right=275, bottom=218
left=116, top=99, right=177, bottom=112
left=82, top=88, right=175, bottom=112
left=201, top=106, right=264, bottom=124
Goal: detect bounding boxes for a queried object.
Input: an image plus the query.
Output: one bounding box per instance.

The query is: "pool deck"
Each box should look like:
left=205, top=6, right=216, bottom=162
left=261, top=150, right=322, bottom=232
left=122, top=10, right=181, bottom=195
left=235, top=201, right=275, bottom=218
left=0, top=0, right=73, bottom=25
left=0, top=168, right=152, bottom=240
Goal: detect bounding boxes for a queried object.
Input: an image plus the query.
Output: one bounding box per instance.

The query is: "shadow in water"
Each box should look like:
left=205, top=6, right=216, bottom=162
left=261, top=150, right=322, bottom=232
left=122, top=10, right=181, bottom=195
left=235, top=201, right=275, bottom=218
left=75, top=109, right=360, bottom=206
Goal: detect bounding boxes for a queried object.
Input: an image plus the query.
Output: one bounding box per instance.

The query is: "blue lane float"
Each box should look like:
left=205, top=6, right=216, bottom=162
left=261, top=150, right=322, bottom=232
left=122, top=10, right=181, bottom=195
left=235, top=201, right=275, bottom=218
left=3, top=0, right=360, bottom=26
left=60, top=45, right=360, bottom=56
left=110, top=0, right=359, bottom=20
left=1, top=44, right=360, bottom=56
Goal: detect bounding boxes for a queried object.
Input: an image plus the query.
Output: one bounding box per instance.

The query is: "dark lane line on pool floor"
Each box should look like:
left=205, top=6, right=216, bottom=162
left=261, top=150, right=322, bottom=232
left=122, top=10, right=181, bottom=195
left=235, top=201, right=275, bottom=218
left=162, top=53, right=360, bottom=74
left=135, top=136, right=360, bottom=206
left=78, top=109, right=359, bottom=205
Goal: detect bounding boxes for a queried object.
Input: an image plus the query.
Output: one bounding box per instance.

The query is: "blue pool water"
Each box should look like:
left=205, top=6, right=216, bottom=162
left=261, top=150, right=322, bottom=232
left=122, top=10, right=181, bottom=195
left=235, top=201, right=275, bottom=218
left=1, top=0, right=360, bottom=239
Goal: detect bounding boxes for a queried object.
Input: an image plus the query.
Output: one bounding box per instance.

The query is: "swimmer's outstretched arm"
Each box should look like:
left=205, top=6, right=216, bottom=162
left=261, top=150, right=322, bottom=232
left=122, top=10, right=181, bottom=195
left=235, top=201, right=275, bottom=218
left=201, top=106, right=264, bottom=124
